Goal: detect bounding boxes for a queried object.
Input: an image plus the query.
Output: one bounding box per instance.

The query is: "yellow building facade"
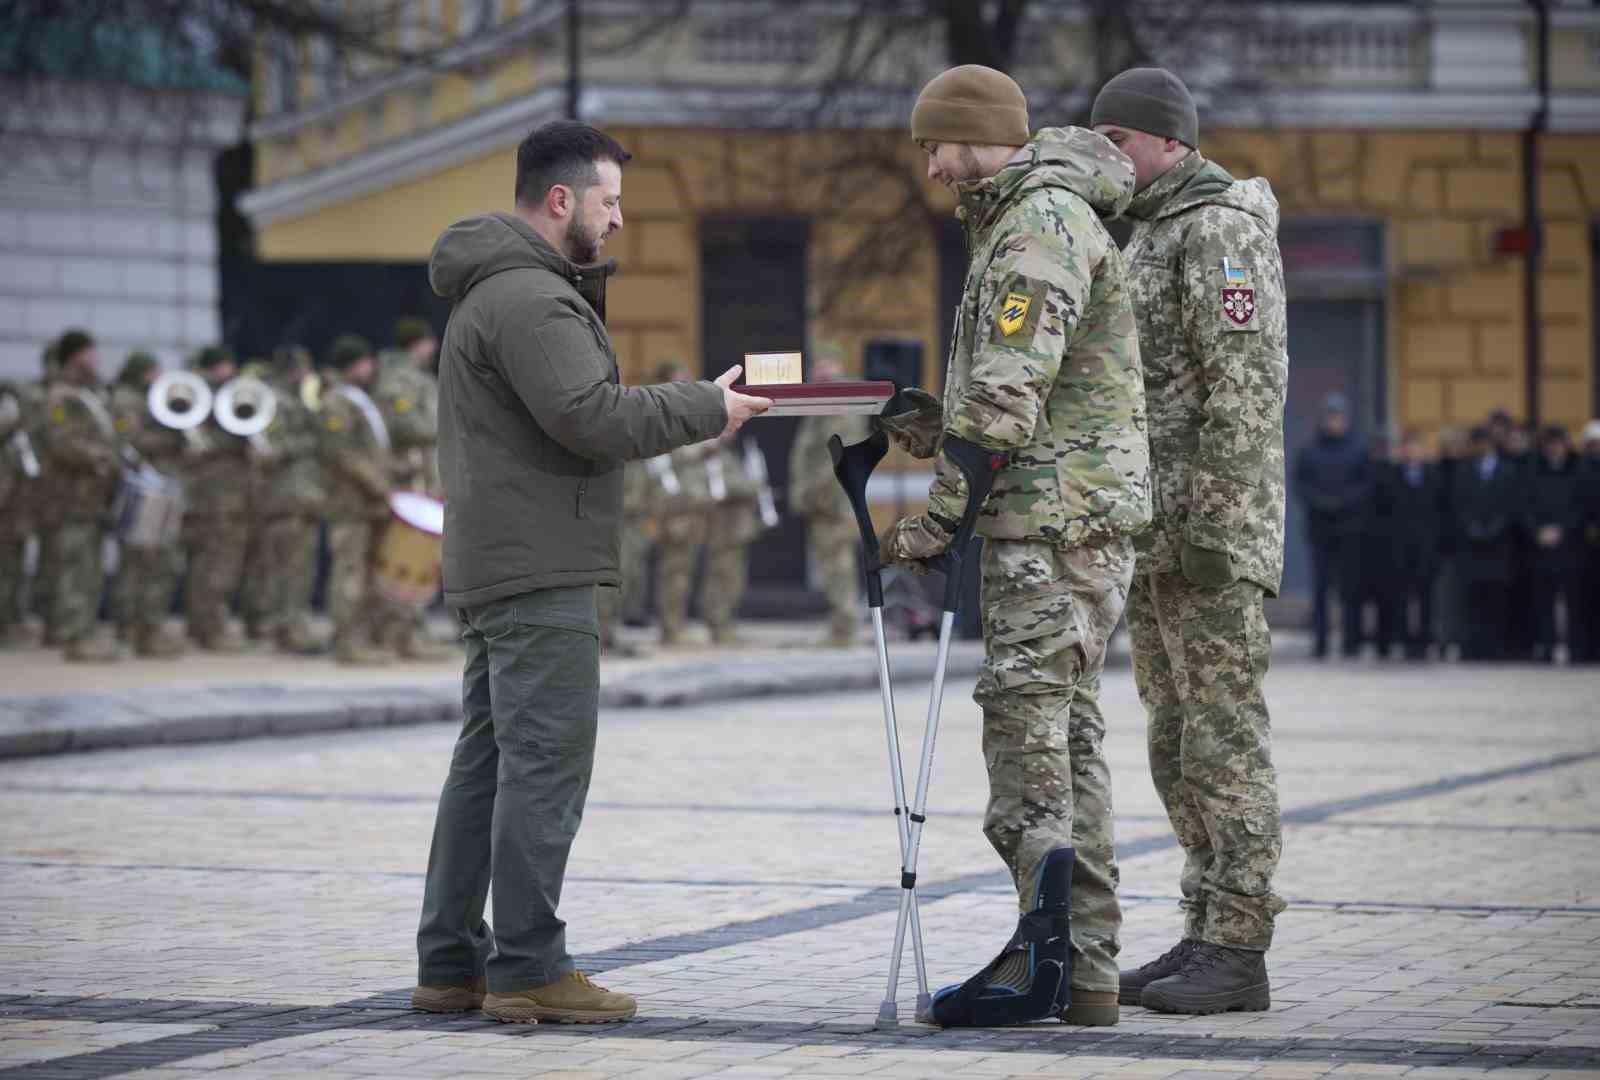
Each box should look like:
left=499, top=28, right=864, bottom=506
left=243, top=2, right=1600, bottom=442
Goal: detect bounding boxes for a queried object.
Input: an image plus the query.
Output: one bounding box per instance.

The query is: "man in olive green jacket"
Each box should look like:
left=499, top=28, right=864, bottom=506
left=415, top=121, right=769, bottom=1026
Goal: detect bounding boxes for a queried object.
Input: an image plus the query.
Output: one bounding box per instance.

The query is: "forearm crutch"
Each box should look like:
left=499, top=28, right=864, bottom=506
left=829, top=431, right=1005, bottom=1026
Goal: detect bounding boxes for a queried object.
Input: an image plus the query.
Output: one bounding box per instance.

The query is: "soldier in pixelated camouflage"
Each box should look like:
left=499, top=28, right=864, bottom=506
left=1093, top=66, right=1289, bottom=1017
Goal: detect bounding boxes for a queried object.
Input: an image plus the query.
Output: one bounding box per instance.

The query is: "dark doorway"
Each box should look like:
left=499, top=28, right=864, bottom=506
left=699, top=216, right=811, bottom=615
left=1592, top=222, right=1600, bottom=419
left=220, top=258, right=451, bottom=361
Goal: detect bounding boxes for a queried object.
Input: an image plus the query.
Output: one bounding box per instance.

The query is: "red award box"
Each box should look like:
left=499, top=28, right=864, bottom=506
left=742, top=381, right=895, bottom=417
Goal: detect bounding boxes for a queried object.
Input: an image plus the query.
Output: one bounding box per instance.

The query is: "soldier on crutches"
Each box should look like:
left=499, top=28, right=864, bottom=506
left=863, top=65, right=1153, bottom=1028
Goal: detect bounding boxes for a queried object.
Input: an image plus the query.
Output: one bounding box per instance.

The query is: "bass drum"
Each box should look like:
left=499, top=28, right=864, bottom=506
left=373, top=490, right=444, bottom=606
left=113, top=466, right=184, bottom=550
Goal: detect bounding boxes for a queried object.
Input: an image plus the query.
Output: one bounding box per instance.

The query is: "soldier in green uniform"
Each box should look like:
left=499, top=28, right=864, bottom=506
left=597, top=458, right=653, bottom=655
left=109, top=352, right=188, bottom=657
left=183, top=346, right=252, bottom=652
left=37, top=330, right=125, bottom=662
left=879, top=66, right=1150, bottom=1028
left=374, top=318, right=453, bottom=660
left=252, top=345, right=326, bottom=654
left=652, top=361, right=712, bottom=646
left=1093, top=68, right=1289, bottom=1015
left=0, top=365, right=44, bottom=648
left=319, top=335, right=394, bottom=665
left=27, top=344, right=64, bottom=645
left=787, top=347, right=869, bottom=648
left=701, top=436, right=766, bottom=646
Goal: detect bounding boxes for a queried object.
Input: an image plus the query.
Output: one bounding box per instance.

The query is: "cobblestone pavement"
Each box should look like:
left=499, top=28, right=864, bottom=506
left=1, top=651, right=1598, bottom=1079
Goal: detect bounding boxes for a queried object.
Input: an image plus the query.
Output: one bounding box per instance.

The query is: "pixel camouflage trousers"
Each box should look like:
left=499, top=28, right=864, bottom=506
left=807, top=515, right=860, bottom=634
left=974, top=535, right=1134, bottom=994
left=1124, top=572, right=1287, bottom=951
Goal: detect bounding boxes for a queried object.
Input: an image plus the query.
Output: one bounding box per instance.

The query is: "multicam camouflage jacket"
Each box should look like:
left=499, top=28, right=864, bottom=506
left=932, top=126, right=1151, bottom=547
left=1122, top=151, right=1288, bottom=594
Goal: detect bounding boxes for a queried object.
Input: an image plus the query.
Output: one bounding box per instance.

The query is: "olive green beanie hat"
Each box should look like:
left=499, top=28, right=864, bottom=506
left=1090, top=67, right=1198, bottom=149
left=910, top=65, right=1029, bottom=148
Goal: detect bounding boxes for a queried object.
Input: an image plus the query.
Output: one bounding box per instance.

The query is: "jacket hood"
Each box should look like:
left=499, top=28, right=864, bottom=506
left=1127, top=152, right=1281, bottom=233
left=959, top=126, right=1135, bottom=230
left=429, top=212, right=616, bottom=308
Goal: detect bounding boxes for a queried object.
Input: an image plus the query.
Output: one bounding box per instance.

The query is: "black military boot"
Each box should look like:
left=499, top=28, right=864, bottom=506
left=1117, top=938, right=1197, bottom=1005
left=1141, top=942, right=1270, bottom=1015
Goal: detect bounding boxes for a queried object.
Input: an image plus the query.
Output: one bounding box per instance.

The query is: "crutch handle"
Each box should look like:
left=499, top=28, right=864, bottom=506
left=925, top=435, right=1008, bottom=614
left=829, top=430, right=890, bottom=608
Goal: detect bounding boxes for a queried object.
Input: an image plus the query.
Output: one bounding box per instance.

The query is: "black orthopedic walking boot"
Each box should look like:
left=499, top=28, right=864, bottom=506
left=930, top=847, right=1073, bottom=1027
left=1117, top=938, right=1198, bottom=1006
left=1141, top=942, right=1270, bottom=1015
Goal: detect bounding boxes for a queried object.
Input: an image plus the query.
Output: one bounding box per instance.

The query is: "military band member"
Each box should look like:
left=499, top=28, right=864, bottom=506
left=183, top=345, right=252, bottom=652
left=701, top=436, right=766, bottom=647
left=0, top=364, right=45, bottom=649
left=254, top=346, right=327, bottom=655
left=597, top=457, right=653, bottom=655
left=320, top=335, right=394, bottom=665
left=375, top=319, right=452, bottom=660
left=787, top=348, right=869, bottom=648
left=1093, top=67, right=1289, bottom=1014
left=38, top=330, right=125, bottom=662
left=110, top=352, right=187, bottom=658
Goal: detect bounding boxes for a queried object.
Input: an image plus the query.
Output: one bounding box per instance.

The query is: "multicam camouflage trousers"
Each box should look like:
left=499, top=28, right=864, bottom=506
left=328, top=520, right=384, bottom=649
left=702, top=540, right=749, bottom=635
left=1124, top=571, right=1287, bottom=952
left=656, top=515, right=705, bottom=641
left=47, top=520, right=105, bottom=645
left=807, top=514, right=860, bottom=635
left=0, top=527, right=27, bottom=632
left=597, top=523, right=651, bottom=644
left=254, top=516, right=320, bottom=646
left=974, top=535, right=1134, bottom=994
left=116, top=544, right=181, bottom=642
left=184, top=515, right=248, bottom=646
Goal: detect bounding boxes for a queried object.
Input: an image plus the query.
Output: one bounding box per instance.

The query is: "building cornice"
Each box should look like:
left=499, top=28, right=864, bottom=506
left=241, top=85, right=567, bottom=226
left=242, top=81, right=1597, bottom=229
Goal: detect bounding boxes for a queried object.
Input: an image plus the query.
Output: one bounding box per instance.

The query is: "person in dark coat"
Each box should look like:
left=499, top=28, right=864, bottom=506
left=1524, top=427, right=1587, bottom=662
left=1295, top=393, right=1372, bottom=658
left=1500, top=421, right=1538, bottom=659
left=1450, top=426, right=1522, bottom=661
left=1362, top=435, right=1396, bottom=655
left=1576, top=421, right=1600, bottom=664
left=1377, top=430, right=1447, bottom=659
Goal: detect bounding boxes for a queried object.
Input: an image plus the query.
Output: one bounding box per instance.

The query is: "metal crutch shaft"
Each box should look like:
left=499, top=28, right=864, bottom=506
left=831, top=432, right=930, bottom=1025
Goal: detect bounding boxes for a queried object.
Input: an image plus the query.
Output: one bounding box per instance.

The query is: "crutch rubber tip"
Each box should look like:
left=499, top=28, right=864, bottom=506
left=875, top=1002, right=899, bottom=1027
left=915, top=993, right=933, bottom=1024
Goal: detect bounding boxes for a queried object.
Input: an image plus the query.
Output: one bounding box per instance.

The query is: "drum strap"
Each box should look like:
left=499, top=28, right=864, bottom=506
left=56, top=386, right=117, bottom=440
left=332, top=384, right=391, bottom=451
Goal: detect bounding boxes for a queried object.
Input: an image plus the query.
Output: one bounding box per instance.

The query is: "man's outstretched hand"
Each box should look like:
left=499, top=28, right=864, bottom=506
left=715, top=365, right=772, bottom=438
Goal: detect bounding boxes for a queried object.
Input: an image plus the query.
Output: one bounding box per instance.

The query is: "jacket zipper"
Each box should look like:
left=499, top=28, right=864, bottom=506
left=576, top=477, right=587, bottom=518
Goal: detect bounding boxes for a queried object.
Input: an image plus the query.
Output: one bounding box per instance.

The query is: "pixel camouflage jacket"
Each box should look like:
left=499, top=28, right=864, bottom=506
left=1122, top=152, right=1289, bottom=594
left=933, top=126, right=1152, bottom=548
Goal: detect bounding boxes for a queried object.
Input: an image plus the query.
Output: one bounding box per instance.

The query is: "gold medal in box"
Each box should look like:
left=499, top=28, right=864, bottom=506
left=740, top=351, right=894, bottom=416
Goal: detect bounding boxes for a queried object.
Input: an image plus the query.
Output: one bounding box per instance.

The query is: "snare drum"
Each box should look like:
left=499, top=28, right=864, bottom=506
left=113, top=466, right=184, bottom=550
left=373, top=491, right=444, bottom=606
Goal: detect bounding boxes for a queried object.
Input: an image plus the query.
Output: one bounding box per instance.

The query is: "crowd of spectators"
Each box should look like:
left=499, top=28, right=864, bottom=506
left=1295, top=396, right=1600, bottom=663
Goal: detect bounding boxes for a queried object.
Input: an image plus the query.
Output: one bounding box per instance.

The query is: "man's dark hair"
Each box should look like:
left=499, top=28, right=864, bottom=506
left=514, top=121, right=631, bottom=209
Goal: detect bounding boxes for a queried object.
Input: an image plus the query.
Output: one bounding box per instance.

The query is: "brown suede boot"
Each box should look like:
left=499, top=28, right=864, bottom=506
left=412, top=975, right=486, bottom=1013
left=483, top=971, right=637, bottom=1024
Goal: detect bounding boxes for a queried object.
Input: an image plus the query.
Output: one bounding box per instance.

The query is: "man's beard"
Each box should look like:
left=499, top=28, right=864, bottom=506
left=565, top=215, right=604, bottom=264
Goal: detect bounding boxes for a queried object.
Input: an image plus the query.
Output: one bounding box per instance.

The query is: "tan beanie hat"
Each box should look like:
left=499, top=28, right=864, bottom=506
left=911, top=65, right=1029, bottom=147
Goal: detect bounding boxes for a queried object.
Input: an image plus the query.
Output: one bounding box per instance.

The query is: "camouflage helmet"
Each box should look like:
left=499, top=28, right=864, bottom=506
left=329, top=334, right=374, bottom=371
left=117, top=350, right=160, bottom=386
left=192, top=344, right=235, bottom=371
left=393, top=317, right=434, bottom=349
left=55, top=328, right=96, bottom=365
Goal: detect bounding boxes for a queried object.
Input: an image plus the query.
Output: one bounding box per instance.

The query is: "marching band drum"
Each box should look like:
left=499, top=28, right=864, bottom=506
left=374, top=490, right=446, bottom=607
